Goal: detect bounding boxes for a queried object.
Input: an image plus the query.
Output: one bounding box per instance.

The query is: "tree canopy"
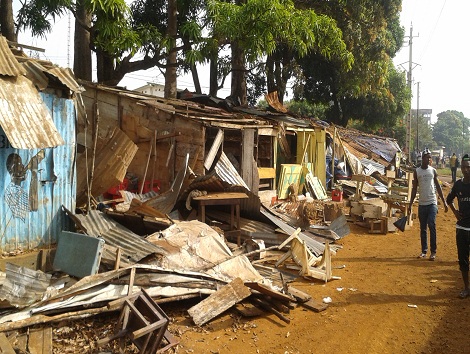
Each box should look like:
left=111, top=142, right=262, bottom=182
left=432, top=110, right=470, bottom=155
left=3, top=0, right=413, bottom=130
left=293, top=0, right=408, bottom=127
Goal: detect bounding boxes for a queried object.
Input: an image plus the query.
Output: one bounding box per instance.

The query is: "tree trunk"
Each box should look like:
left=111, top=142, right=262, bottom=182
left=231, top=40, right=247, bottom=106
left=164, top=0, right=177, bottom=99
left=209, top=56, right=218, bottom=96
left=190, top=62, right=201, bottom=94
left=73, top=1, right=92, bottom=81
left=96, top=50, right=117, bottom=85
left=266, top=54, right=276, bottom=93
left=274, top=60, right=286, bottom=104
left=0, top=0, right=17, bottom=41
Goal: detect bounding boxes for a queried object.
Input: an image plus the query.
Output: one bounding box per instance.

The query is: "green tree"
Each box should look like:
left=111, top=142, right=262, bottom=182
left=15, top=0, right=145, bottom=83
left=207, top=0, right=353, bottom=105
left=294, top=0, right=406, bottom=127
left=285, top=99, right=328, bottom=119
left=433, top=110, right=470, bottom=156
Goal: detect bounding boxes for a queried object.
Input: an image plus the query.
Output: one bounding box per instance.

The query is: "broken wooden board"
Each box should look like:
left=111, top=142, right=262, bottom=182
left=28, top=327, right=52, bottom=354
left=234, top=302, right=265, bottom=317
left=287, top=286, right=312, bottom=303
left=305, top=172, right=328, bottom=200
left=0, top=333, right=15, bottom=354
left=301, top=298, right=328, bottom=312
left=244, top=282, right=294, bottom=303
left=187, top=278, right=251, bottom=326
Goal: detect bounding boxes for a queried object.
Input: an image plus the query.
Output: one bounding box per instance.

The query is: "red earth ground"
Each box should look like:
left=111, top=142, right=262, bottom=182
left=48, top=176, right=470, bottom=354
left=164, top=178, right=470, bottom=354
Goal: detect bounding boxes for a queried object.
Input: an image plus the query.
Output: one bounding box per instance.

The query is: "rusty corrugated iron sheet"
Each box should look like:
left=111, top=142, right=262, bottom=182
left=21, top=60, right=48, bottom=90
left=0, top=75, right=65, bottom=148
left=0, top=36, right=25, bottom=77
left=333, top=126, right=401, bottom=164
left=215, top=152, right=249, bottom=189
left=15, top=55, right=83, bottom=94
left=65, top=209, right=165, bottom=264
left=46, top=66, right=84, bottom=93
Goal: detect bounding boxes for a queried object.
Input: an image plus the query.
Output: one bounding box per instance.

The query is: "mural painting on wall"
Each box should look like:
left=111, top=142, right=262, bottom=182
left=4, top=150, right=45, bottom=222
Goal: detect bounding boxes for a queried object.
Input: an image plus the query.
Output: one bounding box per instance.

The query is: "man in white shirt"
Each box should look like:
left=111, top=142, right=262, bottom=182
left=408, top=148, right=448, bottom=260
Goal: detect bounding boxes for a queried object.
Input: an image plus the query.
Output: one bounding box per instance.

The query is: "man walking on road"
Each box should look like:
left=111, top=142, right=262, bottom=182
left=450, top=152, right=458, bottom=183
left=446, top=154, right=470, bottom=298
left=408, top=148, right=448, bottom=261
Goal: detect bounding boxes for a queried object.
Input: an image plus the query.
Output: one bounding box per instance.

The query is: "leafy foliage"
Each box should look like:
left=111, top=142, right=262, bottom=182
left=207, top=0, right=352, bottom=104
left=295, top=0, right=407, bottom=127
left=286, top=99, right=328, bottom=119
left=433, top=110, right=470, bottom=155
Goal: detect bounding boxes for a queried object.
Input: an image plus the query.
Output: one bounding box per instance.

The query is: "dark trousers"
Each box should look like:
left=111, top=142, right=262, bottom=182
left=457, top=228, right=470, bottom=272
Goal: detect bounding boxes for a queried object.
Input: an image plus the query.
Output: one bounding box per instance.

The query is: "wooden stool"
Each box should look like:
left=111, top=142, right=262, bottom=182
left=369, top=219, right=386, bottom=234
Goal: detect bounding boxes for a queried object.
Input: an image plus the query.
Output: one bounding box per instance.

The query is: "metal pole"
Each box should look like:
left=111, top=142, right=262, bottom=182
left=406, top=25, right=413, bottom=162
left=416, top=82, right=419, bottom=152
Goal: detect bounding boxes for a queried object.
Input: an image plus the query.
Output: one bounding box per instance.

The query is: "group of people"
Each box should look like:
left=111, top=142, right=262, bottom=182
left=408, top=148, right=470, bottom=299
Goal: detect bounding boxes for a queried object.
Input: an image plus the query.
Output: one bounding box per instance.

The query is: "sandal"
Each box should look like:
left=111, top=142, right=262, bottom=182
left=459, top=289, right=470, bottom=299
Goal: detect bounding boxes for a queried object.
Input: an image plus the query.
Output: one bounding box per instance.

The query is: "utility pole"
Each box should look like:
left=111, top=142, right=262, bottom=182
left=416, top=82, right=420, bottom=152
left=401, top=25, right=419, bottom=162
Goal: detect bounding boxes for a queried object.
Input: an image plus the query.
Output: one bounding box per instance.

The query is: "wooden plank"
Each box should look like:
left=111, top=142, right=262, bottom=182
left=362, top=204, right=383, bottom=219
left=28, top=327, right=52, bottom=354
left=258, top=167, right=276, bottom=179
left=193, top=192, right=248, bottom=201
left=0, top=333, right=15, bottom=354
left=187, top=278, right=251, bottom=326
left=234, top=302, right=265, bottom=317
left=287, top=286, right=312, bottom=303
left=15, top=332, right=27, bottom=353
left=250, top=296, right=290, bottom=323
left=244, top=282, right=294, bottom=303
left=305, top=172, right=327, bottom=200
left=301, top=298, right=328, bottom=312
left=277, top=164, right=302, bottom=199
left=241, top=129, right=255, bottom=190
left=204, top=129, right=224, bottom=170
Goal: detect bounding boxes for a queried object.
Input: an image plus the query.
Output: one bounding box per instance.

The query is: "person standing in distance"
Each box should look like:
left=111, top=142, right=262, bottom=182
left=408, top=148, right=448, bottom=260
left=446, top=154, right=470, bottom=298
left=450, top=152, right=458, bottom=183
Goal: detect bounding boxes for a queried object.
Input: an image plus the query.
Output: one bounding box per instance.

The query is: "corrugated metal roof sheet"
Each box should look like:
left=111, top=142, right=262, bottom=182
left=21, top=60, right=48, bottom=90
left=334, top=126, right=401, bottom=164
left=46, top=66, right=84, bottom=93
left=0, top=75, right=65, bottom=148
left=0, top=36, right=25, bottom=77
left=17, top=58, right=84, bottom=93
left=215, top=152, right=249, bottom=189
left=67, top=210, right=165, bottom=264
left=360, top=157, right=386, bottom=176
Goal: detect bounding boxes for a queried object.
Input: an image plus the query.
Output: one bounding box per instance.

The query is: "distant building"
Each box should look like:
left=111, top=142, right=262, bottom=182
left=134, top=82, right=165, bottom=97
left=411, top=108, right=432, bottom=125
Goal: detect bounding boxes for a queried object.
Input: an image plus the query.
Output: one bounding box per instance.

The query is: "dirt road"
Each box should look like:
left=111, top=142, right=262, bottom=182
left=169, top=181, right=470, bottom=354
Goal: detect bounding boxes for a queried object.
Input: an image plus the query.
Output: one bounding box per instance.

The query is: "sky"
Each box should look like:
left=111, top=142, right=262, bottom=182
left=13, top=0, right=470, bottom=121
left=393, top=0, right=470, bottom=122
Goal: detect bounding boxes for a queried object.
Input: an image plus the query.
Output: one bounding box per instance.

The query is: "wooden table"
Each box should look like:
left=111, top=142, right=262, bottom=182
left=193, top=192, right=249, bottom=231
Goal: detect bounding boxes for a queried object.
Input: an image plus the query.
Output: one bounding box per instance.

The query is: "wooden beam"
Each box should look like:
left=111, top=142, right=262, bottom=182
left=204, top=129, right=224, bottom=170
left=187, top=278, right=251, bottom=326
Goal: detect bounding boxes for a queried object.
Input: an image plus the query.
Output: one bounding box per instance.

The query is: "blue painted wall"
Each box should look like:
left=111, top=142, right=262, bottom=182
left=0, top=93, right=76, bottom=252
